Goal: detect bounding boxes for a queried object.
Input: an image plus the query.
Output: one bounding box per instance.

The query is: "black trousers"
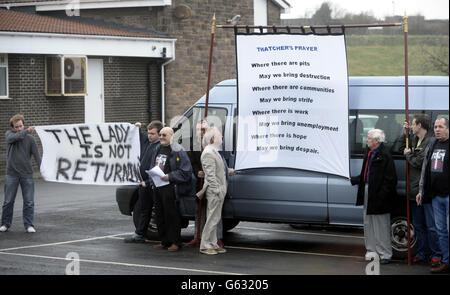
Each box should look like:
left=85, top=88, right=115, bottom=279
left=155, top=184, right=182, bottom=247
left=135, top=185, right=154, bottom=237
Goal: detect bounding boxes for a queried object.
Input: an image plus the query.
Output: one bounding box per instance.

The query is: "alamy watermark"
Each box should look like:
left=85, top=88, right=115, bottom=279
left=365, top=252, right=380, bottom=275
left=65, top=0, right=80, bottom=17
left=65, top=252, right=80, bottom=275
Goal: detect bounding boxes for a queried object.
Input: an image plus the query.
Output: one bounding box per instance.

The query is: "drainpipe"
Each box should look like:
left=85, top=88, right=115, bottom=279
left=160, top=40, right=176, bottom=125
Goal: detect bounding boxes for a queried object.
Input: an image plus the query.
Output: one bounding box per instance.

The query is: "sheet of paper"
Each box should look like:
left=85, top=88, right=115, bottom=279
left=146, top=166, right=170, bottom=187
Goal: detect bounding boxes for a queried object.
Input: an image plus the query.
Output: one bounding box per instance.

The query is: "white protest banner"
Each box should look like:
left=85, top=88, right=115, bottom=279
left=35, top=123, right=142, bottom=185
left=235, top=34, right=349, bottom=178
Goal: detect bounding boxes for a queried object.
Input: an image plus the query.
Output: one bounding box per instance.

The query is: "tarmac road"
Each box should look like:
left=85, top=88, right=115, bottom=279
left=0, top=179, right=440, bottom=279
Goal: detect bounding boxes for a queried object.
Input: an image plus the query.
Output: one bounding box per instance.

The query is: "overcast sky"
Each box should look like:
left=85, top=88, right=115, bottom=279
left=282, top=0, right=449, bottom=20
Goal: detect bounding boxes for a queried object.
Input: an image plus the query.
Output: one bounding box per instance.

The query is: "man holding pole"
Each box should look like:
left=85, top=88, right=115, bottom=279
left=399, top=114, right=441, bottom=267
left=185, top=120, right=225, bottom=248
left=417, top=117, right=449, bottom=274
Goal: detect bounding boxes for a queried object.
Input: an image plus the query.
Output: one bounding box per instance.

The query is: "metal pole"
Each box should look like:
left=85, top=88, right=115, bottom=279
left=217, top=23, right=403, bottom=30
left=403, top=13, right=411, bottom=266
left=196, top=13, right=216, bottom=248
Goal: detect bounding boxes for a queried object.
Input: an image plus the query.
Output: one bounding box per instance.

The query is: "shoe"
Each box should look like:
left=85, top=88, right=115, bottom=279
left=217, top=239, right=224, bottom=248
left=216, top=247, right=227, bottom=254
left=183, top=239, right=199, bottom=247
left=0, top=225, right=8, bottom=232
left=167, top=244, right=180, bottom=252
left=26, top=226, right=36, bottom=233
left=200, top=249, right=218, bottom=255
left=430, top=258, right=441, bottom=268
left=430, top=262, right=449, bottom=274
left=380, top=259, right=390, bottom=265
left=152, top=243, right=167, bottom=249
left=124, top=234, right=145, bottom=243
left=412, top=256, right=426, bottom=264
left=365, top=252, right=377, bottom=261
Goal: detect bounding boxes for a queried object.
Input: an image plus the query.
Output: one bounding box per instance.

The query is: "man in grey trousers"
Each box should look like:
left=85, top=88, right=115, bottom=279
left=0, top=114, right=41, bottom=233
left=351, top=129, right=397, bottom=264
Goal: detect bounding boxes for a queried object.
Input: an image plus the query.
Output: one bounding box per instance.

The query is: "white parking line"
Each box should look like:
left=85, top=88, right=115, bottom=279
left=0, top=224, right=364, bottom=266
left=109, top=235, right=363, bottom=259
left=0, top=251, right=247, bottom=275
left=236, top=225, right=364, bottom=239
left=110, top=236, right=363, bottom=259
left=0, top=232, right=133, bottom=252
left=225, top=245, right=363, bottom=259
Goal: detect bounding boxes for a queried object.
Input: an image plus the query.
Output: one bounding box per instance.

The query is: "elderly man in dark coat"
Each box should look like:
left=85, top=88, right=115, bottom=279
left=352, top=128, right=397, bottom=264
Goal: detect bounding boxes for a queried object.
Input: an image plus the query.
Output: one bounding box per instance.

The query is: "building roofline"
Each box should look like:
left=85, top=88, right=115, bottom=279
left=0, top=8, right=167, bottom=38
left=0, top=0, right=172, bottom=11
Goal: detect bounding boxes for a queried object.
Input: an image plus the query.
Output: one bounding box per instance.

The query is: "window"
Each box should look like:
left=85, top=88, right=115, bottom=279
left=45, top=55, right=87, bottom=96
left=349, top=110, right=409, bottom=156
left=173, top=106, right=228, bottom=152
left=0, top=54, right=8, bottom=99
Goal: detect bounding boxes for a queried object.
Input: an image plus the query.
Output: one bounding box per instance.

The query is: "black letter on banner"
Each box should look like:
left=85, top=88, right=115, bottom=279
left=44, top=129, right=63, bottom=143
left=119, top=124, right=130, bottom=143
left=90, top=162, right=105, bottom=182
left=103, top=164, right=114, bottom=181
left=80, top=144, right=93, bottom=158
left=64, top=128, right=82, bottom=145
left=94, top=145, right=103, bottom=158
left=72, top=160, right=88, bottom=181
left=114, top=163, right=123, bottom=182
left=56, top=158, right=71, bottom=180
left=97, top=125, right=111, bottom=143
left=79, top=126, right=93, bottom=145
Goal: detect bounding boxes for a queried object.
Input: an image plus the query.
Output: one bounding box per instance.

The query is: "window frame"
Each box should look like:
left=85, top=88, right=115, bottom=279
left=173, top=105, right=229, bottom=152
left=349, top=109, right=449, bottom=158
left=0, top=54, right=9, bottom=99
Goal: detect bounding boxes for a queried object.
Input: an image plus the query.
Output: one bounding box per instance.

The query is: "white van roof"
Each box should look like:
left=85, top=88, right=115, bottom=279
left=214, top=76, right=449, bottom=87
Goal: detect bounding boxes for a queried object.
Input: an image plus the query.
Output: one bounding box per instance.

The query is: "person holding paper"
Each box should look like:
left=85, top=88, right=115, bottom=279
left=1, top=114, right=41, bottom=233
left=152, top=127, right=192, bottom=252
left=351, top=129, right=397, bottom=264
left=197, top=127, right=235, bottom=255
left=124, top=120, right=163, bottom=243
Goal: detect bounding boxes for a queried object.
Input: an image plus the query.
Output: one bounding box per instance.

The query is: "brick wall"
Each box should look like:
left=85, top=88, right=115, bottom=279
left=0, top=1, right=282, bottom=177
left=0, top=54, right=159, bottom=177
left=82, top=0, right=282, bottom=124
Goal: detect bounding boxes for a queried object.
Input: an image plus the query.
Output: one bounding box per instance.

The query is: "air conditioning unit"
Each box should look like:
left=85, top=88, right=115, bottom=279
left=45, top=55, right=87, bottom=96
left=64, top=57, right=82, bottom=80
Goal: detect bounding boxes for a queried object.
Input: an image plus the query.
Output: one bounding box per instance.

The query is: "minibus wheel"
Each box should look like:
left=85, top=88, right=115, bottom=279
left=391, top=215, right=418, bottom=259
left=223, top=219, right=240, bottom=232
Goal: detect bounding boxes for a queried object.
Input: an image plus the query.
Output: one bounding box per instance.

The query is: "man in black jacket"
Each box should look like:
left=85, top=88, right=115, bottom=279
left=417, top=117, right=449, bottom=274
left=124, top=120, right=163, bottom=243
left=398, top=114, right=441, bottom=266
left=152, top=127, right=192, bottom=251
left=352, top=129, right=397, bottom=264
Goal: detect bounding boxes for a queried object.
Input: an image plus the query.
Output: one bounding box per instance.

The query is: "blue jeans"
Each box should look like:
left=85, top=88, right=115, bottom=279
left=1, top=175, right=35, bottom=229
left=411, top=201, right=442, bottom=261
left=432, top=196, right=449, bottom=264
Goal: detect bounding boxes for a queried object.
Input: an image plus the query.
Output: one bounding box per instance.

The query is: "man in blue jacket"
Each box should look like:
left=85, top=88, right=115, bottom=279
left=151, top=127, right=192, bottom=251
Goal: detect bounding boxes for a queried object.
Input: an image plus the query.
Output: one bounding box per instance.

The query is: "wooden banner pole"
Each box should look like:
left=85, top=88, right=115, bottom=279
left=196, top=13, right=216, bottom=248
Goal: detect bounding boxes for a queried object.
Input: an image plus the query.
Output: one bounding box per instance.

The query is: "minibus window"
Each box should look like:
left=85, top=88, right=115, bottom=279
left=173, top=107, right=228, bottom=152
left=350, top=111, right=406, bottom=156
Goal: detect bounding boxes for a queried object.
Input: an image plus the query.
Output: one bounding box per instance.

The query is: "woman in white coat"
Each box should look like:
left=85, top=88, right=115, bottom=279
left=197, top=126, right=234, bottom=255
